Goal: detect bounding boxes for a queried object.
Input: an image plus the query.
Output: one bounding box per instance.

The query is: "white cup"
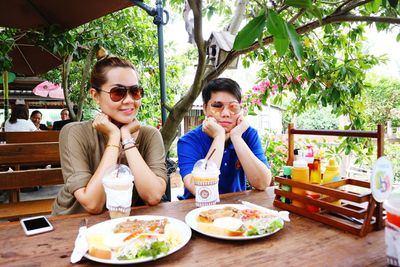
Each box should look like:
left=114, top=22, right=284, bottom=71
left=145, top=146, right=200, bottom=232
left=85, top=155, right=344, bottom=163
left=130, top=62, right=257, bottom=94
left=192, top=159, right=220, bottom=207
left=102, top=164, right=134, bottom=219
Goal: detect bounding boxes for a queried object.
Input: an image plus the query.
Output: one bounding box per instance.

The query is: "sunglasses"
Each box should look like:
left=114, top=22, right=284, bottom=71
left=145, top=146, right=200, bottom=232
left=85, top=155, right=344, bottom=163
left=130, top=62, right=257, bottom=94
left=209, top=101, right=242, bottom=115
left=97, top=85, right=144, bottom=102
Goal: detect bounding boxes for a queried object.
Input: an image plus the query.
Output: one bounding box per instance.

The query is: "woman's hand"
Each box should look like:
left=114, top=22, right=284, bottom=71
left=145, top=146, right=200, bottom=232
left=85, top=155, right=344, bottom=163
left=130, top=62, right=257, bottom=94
left=229, top=115, right=249, bottom=140
left=202, top=117, right=225, bottom=139
left=92, top=112, right=120, bottom=139
left=120, top=118, right=141, bottom=135
left=120, top=118, right=141, bottom=141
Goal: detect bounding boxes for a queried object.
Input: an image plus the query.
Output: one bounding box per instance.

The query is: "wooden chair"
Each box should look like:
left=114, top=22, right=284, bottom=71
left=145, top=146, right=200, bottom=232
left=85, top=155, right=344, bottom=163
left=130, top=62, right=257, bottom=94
left=4, top=131, right=60, bottom=143
left=0, top=142, right=63, bottom=220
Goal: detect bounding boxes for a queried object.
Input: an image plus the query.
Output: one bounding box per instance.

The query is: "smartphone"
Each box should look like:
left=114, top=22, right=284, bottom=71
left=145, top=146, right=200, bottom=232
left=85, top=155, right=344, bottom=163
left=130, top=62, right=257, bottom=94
left=20, top=216, right=54, bottom=236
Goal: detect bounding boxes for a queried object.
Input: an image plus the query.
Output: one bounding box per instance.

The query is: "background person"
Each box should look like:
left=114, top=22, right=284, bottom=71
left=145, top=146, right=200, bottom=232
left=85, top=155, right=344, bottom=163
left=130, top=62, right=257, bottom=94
left=5, top=104, right=37, bottom=132
left=30, top=110, right=48, bottom=130
left=52, top=51, right=167, bottom=215
left=52, top=108, right=71, bottom=131
left=177, top=78, right=272, bottom=199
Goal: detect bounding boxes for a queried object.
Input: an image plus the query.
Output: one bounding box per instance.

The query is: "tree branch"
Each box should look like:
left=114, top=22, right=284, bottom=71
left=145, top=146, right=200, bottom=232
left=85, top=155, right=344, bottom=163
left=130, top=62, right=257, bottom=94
left=334, top=0, right=373, bottom=15
left=213, top=14, right=400, bottom=76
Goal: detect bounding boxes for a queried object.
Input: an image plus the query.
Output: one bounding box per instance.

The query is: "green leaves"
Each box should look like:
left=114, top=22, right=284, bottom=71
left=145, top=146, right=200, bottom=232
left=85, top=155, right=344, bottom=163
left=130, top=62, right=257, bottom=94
left=233, top=11, right=266, bottom=50
left=366, top=0, right=382, bottom=12
left=285, top=23, right=303, bottom=62
left=285, top=0, right=313, bottom=9
left=266, top=9, right=288, bottom=57
left=234, top=9, right=303, bottom=62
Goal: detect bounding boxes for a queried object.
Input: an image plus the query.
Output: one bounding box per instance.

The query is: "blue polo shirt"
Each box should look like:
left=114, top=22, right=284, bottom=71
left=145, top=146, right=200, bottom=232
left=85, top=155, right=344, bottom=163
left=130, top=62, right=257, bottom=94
left=177, top=125, right=269, bottom=199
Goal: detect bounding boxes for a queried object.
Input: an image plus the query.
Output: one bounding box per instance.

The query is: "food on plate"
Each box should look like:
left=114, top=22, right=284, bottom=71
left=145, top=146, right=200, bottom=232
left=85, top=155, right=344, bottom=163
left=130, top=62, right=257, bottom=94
left=197, top=206, right=241, bottom=223
left=196, top=206, right=284, bottom=237
left=87, top=218, right=182, bottom=261
left=87, top=234, right=112, bottom=260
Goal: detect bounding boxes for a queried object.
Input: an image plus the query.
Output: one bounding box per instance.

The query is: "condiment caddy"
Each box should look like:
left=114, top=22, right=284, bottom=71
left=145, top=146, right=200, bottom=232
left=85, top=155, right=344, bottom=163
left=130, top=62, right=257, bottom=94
left=274, top=123, right=385, bottom=237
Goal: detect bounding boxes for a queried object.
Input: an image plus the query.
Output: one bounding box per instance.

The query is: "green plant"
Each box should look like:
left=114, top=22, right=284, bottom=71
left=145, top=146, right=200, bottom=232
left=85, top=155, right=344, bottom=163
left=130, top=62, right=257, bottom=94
left=262, top=131, right=288, bottom=179
left=385, top=142, right=400, bottom=184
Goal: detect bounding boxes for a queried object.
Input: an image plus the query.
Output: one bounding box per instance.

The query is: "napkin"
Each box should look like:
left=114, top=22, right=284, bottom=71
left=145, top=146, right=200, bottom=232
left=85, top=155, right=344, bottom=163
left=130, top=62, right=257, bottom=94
left=70, top=219, right=88, bottom=264
left=240, top=200, right=290, bottom=222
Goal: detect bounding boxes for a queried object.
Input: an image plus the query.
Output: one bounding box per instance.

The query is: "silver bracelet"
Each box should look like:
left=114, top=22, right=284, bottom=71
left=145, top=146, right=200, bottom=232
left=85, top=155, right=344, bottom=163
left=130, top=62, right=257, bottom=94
left=122, top=137, right=137, bottom=148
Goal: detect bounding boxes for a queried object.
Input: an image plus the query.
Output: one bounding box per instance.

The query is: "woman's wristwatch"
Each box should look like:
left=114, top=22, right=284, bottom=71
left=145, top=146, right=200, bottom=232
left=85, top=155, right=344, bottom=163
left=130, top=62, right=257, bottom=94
left=122, top=137, right=137, bottom=148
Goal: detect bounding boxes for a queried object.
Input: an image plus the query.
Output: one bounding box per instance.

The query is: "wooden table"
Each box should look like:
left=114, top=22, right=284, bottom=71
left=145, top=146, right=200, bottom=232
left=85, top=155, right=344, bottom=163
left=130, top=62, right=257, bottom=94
left=0, top=188, right=385, bottom=266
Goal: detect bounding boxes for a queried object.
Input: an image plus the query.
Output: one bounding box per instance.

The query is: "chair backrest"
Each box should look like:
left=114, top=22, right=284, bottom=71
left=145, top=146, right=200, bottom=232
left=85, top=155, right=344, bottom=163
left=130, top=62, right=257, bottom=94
left=0, top=141, right=62, bottom=204
left=4, top=131, right=60, bottom=143
left=0, top=142, right=60, bottom=166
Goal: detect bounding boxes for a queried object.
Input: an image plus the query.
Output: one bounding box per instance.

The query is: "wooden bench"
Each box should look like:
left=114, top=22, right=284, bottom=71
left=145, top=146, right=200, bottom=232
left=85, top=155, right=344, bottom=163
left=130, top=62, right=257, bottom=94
left=2, top=131, right=60, bottom=144
left=0, top=142, right=63, bottom=220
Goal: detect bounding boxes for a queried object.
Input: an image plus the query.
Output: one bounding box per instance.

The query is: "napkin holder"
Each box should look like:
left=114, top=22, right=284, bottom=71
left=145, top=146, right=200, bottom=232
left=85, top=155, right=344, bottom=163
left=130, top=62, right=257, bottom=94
left=273, top=177, right=384, bottom=237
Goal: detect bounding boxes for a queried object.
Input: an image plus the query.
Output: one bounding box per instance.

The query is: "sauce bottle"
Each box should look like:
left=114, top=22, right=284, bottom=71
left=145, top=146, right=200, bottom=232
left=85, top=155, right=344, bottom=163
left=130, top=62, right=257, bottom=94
left=280, top=166, right=292, bottom=204
left=305, top=144, right=314, bottom=176
left=323, top=158, right=341, bottom=205
left=310, top=155, right=321, bottom=184
left=291, top=153, right=309, bottom=208
left=323, top=158, right=341, bottom=183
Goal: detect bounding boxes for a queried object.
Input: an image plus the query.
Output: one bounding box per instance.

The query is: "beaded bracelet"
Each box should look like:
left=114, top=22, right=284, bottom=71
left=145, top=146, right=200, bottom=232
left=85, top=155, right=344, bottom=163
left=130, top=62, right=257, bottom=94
left=123, top=143, right=138, bottom=152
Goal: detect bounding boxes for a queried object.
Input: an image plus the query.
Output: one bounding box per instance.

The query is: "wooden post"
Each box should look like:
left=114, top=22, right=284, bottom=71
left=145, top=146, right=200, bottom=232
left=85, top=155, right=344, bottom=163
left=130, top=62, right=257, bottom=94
left=376, top=124, right=385, bottom=230
left=377, top=124, right=384, bottom=158
left=287, top=123, right=294, bottom=166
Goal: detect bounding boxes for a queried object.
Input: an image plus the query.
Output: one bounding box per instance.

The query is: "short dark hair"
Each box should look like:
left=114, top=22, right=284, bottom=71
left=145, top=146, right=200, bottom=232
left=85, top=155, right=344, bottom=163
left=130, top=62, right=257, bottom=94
left=30, top=110, right=42, bottom=119
left=202, top=78, right=242, bottom=104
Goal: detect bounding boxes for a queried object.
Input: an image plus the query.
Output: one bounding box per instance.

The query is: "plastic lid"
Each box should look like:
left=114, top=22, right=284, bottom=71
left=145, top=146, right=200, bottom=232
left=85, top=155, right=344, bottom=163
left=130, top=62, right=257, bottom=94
left=326, top=158, right=338, bottom=171
left=293, top=158, right=307, bottom=168
left=283, top=166, right=292, bottom=176
left=192, top=159, right=220, bottom=177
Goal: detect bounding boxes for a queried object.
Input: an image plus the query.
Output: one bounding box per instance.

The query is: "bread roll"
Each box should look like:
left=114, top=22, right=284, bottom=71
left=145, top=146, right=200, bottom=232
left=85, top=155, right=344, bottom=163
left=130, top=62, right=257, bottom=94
left=87, top=234, right=112, bottom=260
left=197, top=222, right=243, bottom=237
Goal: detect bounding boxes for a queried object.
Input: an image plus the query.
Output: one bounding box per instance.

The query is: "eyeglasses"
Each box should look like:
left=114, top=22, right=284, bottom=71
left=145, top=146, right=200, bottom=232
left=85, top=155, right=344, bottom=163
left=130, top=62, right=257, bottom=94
left=97, top=85, right=144, bottom=102
left=209, top=101, right=242, bottom=115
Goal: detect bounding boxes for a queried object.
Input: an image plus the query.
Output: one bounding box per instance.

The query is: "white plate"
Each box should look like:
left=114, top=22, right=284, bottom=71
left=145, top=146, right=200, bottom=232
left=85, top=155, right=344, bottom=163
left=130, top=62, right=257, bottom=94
left=185, top=204, right=283, bottom=241
left=84, top=215, right=192, bottom=265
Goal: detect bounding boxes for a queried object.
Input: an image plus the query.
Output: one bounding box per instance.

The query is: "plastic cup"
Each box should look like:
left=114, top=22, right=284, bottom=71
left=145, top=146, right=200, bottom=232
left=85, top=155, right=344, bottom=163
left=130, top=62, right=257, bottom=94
left=192, top=159, right=220, bottom=207
left=102, top=164, right=134, bottom=219
left=383, top=189, right=400, bottom=266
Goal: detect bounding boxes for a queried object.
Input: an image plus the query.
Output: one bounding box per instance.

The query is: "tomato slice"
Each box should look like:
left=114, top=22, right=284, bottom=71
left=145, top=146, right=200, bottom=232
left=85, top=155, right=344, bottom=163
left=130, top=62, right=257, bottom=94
left=242, top=209, right=260, bottom=218
left=123, top=230, right=143, bottom=241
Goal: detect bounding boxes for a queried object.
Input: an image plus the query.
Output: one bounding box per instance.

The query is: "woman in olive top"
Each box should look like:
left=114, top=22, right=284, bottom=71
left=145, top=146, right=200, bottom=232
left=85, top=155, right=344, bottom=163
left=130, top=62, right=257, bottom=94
left=52, top=50, right=167, bottom=215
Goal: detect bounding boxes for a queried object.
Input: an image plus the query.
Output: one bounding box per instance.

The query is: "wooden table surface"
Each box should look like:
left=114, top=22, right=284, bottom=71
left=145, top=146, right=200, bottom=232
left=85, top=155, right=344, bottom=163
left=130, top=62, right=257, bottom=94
left=0, top=188, right=385, bottom=267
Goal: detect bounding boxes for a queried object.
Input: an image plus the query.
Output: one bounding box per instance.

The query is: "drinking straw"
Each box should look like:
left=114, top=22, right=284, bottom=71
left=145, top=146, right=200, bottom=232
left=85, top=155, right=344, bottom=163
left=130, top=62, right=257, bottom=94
left=116, top=145, right=137, bottom=177
left=205, top=148, right=216, bottom=170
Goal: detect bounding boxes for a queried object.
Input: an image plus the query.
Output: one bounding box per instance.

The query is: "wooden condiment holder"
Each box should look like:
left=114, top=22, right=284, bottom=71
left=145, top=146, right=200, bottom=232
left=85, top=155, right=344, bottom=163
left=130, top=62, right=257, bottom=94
left=274, top=176, right=384, bottom=236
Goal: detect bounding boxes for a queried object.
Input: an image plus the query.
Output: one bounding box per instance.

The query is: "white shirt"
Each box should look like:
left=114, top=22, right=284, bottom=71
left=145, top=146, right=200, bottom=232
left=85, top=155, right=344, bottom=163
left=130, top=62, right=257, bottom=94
left=5, top=119, right=37, bottom=132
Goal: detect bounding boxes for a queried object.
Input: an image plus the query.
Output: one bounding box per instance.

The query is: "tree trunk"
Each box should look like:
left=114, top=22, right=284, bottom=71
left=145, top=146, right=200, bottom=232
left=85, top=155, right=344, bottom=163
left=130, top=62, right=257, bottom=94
left=161, top=0, right=248, bottom=152
left=62, top=54, right=74, bottom=120
left=76, top=48, right=95, bottom=121
left=227, top=0, right=248, bottom=35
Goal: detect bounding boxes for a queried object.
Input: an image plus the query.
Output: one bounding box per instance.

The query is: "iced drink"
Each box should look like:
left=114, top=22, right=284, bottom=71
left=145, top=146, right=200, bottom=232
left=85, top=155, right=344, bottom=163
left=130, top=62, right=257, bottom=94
left=102, top=164, right=134, bottom=219
left=192, top=159, right=220, bottom=207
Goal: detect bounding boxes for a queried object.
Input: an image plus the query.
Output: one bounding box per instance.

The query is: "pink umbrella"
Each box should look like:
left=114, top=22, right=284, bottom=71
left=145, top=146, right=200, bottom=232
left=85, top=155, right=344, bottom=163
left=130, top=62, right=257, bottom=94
left=33, top=81, right=64, bottom=99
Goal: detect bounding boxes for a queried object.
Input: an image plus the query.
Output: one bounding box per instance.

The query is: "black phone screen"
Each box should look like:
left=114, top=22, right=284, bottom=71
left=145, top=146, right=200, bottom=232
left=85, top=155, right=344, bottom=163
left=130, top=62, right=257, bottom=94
left=23, top=217, right=51, bottom=231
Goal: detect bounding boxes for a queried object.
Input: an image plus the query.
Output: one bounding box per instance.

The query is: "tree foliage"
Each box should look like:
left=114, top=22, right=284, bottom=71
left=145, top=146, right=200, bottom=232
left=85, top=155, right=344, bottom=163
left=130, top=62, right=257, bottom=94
left=160, top=0, right=400, bottom=154
left=363, top=75, right=400, bottom=128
